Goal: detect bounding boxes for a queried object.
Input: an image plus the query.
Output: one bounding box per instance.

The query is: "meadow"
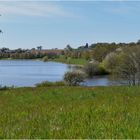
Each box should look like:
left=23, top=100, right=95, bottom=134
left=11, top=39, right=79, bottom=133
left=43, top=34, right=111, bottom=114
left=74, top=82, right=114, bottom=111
left=0, top=86, right=140, bottom=138
left=52, top=57, right=88, bottom=65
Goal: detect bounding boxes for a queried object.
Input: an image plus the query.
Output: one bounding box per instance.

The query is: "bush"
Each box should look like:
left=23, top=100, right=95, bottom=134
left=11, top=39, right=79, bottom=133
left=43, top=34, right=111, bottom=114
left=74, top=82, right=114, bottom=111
left=98, top=65, right=109, bottom=75
left=43, top=56, right=48, bottom=62
left=102, top=52, right=120, bottom=73
left=84, top=60, right=99, bottom=77
left=64, top=71, right=85, bottom=86
left=0, top=85, right=14, bottom=90
left=115, top=46, right=140, bottom=86
left=84, top=60, right=108, bottom=78
left=36, top=81, right=65, bottom=87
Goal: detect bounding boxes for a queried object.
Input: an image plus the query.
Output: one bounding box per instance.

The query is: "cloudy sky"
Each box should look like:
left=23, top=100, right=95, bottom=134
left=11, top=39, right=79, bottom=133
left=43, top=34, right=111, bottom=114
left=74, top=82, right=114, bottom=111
left=0, top=1, right=140, bottom=49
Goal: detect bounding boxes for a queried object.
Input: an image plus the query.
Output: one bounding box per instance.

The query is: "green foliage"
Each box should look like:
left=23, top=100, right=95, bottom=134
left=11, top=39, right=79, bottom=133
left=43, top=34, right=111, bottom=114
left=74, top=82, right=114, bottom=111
left=98, top=64, right=109, bottom=75
left=102, top=45, right=140, bottom=86
left=0, top=86, right=140, bottom=138
left=90, top=43, right=119, bottom=62
left=43, top=56, right=48, bottom=62
left=64, top=71, right=85, bottom=86
left=0, top=85, right=14, bottom=90
left=53, top=56, right=88, bottom=65
left=84, top=61, right=108, bottom=77
left=102, top=52, right=120, bottom=73
left=84, top=61, right=100, bottom=77
left=65, top=44, right=73, bottom=51
left=36, top=81, right=65, bottom=87
left=114, top=46, right=140, bottom=85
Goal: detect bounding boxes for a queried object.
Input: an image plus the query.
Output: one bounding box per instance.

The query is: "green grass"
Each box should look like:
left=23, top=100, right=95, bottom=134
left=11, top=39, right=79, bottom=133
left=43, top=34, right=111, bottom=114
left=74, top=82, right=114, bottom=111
left=0, top=86, right=140, bottom=138
left=51, top=56, right=88, bottom=65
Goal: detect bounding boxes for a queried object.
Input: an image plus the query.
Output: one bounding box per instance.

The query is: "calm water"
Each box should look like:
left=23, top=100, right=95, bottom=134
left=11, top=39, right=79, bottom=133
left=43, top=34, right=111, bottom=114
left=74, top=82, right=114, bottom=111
left=0, top=60, right=68, bottom=87
left=0, top=60, right=119, bottom=87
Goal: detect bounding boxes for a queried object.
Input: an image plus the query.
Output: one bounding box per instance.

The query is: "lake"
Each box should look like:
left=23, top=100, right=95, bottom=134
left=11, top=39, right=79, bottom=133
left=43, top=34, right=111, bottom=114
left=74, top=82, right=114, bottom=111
left=0, top=60, right=119, bottom=87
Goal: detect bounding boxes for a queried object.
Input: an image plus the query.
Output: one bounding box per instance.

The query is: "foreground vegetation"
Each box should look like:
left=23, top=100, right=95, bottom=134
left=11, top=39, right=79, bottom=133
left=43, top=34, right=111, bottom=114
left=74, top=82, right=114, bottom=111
left=0, top=86, right=140, bottom=138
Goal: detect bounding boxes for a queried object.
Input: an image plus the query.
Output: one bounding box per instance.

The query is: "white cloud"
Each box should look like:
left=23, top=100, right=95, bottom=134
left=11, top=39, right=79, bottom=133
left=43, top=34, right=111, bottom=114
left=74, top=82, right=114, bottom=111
left=0, top=1, right=74, bottom=18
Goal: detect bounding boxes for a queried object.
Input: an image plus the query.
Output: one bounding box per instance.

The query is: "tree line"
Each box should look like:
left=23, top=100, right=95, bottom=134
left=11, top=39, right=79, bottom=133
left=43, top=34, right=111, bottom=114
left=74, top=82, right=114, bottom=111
left=62, top=40, right=140, bottom=86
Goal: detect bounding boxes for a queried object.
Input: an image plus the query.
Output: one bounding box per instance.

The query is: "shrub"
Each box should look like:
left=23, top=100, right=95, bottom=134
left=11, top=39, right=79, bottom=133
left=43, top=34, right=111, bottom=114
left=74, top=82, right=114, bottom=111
left=36, top=81, right=65, bottom=87
left=84, top=60, right=108, bottom=78
left=115, top=46, right=140, bottom=86
left=64, top=71, right=85, bottom=86
left=43, top=56, right=48, bottom=62
left=102, top=52, right=120, bottom=73
left=0, top=85, right=14, bottom=90
left=98, top=64, right=109, bottom=75
left=84, top=60, right=100, bottom=77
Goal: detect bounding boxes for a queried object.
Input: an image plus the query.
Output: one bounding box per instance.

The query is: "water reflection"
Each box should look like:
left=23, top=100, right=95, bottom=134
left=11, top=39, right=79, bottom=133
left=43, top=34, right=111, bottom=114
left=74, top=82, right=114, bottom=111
left=82, top=75, right=121, bottom=86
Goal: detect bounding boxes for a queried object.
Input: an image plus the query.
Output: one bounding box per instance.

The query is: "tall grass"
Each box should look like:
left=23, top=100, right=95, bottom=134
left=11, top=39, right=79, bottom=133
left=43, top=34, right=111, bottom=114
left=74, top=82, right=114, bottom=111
left=36, top=81, right=65, bottom=87
left=52, top=57, right=88, bottom=65
left=0, top=86, right=140, bottom=138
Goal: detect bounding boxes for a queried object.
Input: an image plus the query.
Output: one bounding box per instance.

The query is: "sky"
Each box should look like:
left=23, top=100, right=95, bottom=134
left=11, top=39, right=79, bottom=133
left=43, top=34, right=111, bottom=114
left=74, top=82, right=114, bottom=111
left=0, top=1, right=140, bottom=49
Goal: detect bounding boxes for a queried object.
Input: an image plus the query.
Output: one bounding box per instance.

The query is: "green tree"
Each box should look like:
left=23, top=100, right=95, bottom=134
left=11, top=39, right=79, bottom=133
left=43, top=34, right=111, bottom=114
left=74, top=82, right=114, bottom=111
left=115, top=46, right=140, bottom=86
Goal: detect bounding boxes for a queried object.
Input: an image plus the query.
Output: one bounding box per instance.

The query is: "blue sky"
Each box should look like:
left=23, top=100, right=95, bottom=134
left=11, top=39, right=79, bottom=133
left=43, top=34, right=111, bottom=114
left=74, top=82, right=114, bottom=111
left=0, top=1, right=140, bottom=49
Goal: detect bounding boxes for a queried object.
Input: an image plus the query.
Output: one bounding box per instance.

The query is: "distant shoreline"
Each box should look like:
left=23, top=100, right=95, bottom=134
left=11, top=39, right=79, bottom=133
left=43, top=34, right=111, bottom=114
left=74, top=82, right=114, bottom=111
left=0, top=58, right=85, bottom=67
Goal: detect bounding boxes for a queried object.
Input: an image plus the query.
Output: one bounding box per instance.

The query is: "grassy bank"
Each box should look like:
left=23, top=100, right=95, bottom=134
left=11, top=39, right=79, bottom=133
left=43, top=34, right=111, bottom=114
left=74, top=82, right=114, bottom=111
left=50, top=57, right=88, bottom=65
left=0, top=86, right=140, bottom=138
